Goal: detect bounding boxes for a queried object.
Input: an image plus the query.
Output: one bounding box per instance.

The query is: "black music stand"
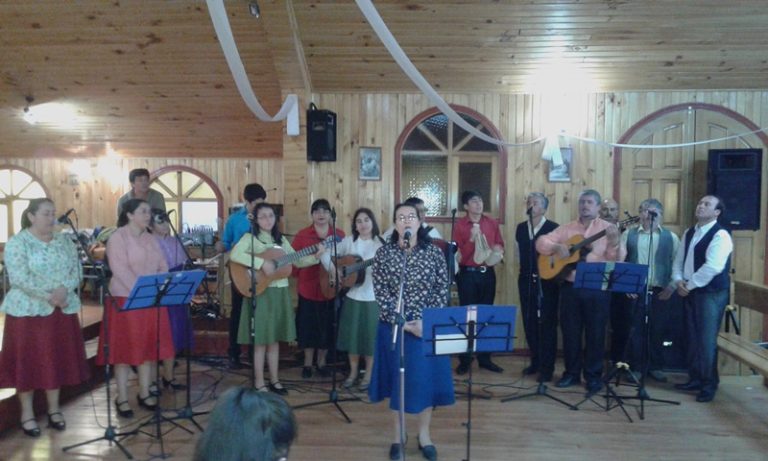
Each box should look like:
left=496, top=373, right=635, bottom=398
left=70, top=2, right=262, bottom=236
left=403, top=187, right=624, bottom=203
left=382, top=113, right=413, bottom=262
left=123, top=270, right=205, bottom=458
left=570, top=262, right=649, bottom=419
left=423, top=305, right=516, bottom=461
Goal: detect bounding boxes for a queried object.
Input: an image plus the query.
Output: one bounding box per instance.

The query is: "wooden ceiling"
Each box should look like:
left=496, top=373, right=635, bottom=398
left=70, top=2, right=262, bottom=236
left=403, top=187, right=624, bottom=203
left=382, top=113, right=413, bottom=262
left=2, top=0, right=768, bottom=158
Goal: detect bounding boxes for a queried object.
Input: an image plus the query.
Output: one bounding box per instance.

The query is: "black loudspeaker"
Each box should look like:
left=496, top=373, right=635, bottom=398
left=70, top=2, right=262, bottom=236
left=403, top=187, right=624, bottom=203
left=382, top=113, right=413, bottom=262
left=707, top=148, right=762, bottom=231
left=659, top=296, right=687, bottom=371
left=306, top=104, right=336, bottom=162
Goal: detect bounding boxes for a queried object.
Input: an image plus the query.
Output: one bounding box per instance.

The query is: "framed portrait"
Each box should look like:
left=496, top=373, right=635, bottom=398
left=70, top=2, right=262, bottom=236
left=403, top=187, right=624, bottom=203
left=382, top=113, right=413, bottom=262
left=359, top=146, right=382, bottom=181
left=548, top=147, right=573, bottom=183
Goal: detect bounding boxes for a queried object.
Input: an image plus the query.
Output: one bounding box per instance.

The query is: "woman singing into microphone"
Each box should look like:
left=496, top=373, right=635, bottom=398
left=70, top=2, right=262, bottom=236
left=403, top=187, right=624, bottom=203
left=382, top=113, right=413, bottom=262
left=369, top=203, right=454, bottom=461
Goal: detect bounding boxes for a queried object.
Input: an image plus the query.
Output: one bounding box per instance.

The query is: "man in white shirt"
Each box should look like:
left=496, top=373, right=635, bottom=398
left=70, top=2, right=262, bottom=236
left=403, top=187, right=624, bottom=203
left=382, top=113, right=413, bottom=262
left=671, top=195, right=733, bottom=403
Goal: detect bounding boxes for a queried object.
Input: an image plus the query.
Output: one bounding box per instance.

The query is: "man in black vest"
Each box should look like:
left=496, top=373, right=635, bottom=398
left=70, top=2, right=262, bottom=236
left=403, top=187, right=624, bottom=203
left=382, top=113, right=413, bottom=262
left=515, top=192, right=560, bottom=382
left=620, top=198, right=680, bottom=382
left=672, top=195, right=733, bottom=403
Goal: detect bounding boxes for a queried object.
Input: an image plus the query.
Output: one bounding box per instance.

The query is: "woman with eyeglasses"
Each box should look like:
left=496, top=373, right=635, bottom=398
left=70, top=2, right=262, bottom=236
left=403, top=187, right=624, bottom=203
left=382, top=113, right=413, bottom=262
left=369, top=203, right=454, bottom=461
left=0, top=198, right=89, bottom=437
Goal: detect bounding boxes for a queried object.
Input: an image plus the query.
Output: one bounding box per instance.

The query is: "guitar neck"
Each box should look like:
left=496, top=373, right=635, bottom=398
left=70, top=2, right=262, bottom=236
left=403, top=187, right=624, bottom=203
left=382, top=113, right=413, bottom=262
left=275, top=243, right=320, bottom=268
left=345, top=258, right=374, bottom=275
left=571, top=229, right=607, bottom=252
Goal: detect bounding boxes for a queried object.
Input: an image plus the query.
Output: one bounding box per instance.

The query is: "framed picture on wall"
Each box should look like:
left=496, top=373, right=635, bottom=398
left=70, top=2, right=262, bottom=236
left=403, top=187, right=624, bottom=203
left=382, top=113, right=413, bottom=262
left=548, top=147, right=573, bottom=183
left=359, top=146, right=382, bottom=181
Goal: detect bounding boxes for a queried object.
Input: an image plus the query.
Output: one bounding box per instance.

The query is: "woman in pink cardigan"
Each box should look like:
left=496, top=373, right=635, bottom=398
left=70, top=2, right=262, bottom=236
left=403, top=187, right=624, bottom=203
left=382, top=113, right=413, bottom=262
left=96, top=198, right=174, bottom=418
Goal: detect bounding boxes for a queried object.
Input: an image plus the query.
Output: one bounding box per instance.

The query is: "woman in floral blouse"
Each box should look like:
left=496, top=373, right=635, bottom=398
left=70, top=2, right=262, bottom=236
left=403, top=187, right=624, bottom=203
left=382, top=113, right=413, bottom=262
left=369, top=203, right=454, bottom=461
left=0, top=198, right=89, bottom=437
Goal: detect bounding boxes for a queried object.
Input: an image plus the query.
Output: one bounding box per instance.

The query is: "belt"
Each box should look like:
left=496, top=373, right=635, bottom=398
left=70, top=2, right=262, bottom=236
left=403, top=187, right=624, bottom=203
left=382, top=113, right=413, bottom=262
left=460, top=265, right=490, bottom=273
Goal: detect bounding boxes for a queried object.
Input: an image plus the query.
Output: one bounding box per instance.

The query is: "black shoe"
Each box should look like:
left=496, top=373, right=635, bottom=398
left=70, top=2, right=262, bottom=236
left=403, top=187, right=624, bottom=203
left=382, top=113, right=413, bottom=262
left=137, top=394, right=158, bottom=411
left=301, top=366, right=313, bottom=379
left=555, top=375, right=580, bottom=388
left=647, top=369, right=668, bottom=383
left=149, top=382, right=161, bottom=397
left=696, top=390, right=715, bottom=402
left=418, top=440, right=438, bottom=461
left=585, top=381, right=602, bottom=396
left=162, top=377, right=187, bottom=390
left=269, top=381, right=289, bottom=396
left=47, top=411, right=66, bottom=431
left=455, top=362, right=470, bottom=376
left=522, top=365, right=539, bottom=375
left=21, top=419, right=41, bottom=437
left=389, top=443, right=403, bottom=461
left=114, top=399, right=134, bottom=418
left=478, top=360, right=503, bottom=373
left=675, top=380, right=703, bottom=391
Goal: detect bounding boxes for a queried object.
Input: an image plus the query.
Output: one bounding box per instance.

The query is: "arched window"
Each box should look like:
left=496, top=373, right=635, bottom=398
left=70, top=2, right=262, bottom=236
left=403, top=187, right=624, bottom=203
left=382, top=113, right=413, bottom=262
left=150, top=166, right=223, bottom=233
left=0, top=166, right=48, bottom=244
left=395, top=106, right=507, bottom=223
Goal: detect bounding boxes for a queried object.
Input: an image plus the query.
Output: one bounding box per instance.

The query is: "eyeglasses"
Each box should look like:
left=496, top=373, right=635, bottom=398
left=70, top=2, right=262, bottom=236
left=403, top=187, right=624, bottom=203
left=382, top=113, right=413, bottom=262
left=396, top=213, right=418, bottom=223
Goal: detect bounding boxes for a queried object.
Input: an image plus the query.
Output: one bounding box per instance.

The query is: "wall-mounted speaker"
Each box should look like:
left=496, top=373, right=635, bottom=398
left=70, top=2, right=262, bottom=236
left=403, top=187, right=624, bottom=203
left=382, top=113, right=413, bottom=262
left=307, top=103, right=336, bottom=162
left=707, top=148, right=762, bottom=231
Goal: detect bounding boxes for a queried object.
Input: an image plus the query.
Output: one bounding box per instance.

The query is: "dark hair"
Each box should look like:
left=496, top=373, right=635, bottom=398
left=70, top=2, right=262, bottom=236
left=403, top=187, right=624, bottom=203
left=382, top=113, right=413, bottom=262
left=253, top=202, right=282, bottom=243
left=579, top=189, right=602, bottom=204
left=404, top=197, right=425, bottom=207
left=311, top=198, right=331, bottom=213
left=193, top=387, right=297, bottom=461
left=117, top=198, right=149, bottom=227
left=712, top=195, right=726, bottom=215
left=351, top=207, right=381, bottom=241
left=461, top=190, right=482, bottom=206
left=21, top=198, right=54, bottom=229
left=389, top=203, right=431, bottom=246
left=244, top=183, right=267, bottom=203
left=128, top=168, right=150, bottom=184
left=151, top=208, right=169, bottom=227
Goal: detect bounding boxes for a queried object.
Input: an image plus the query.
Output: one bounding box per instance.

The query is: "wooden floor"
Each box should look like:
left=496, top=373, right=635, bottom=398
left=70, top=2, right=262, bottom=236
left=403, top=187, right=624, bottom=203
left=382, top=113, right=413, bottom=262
left=0, top=355, right=766, bottom=461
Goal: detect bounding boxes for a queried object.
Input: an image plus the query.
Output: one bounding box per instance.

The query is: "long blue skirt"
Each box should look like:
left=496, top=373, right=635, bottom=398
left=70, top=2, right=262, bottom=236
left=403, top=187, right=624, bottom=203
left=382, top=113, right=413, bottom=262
left=369, top=322, right=455, bottom=413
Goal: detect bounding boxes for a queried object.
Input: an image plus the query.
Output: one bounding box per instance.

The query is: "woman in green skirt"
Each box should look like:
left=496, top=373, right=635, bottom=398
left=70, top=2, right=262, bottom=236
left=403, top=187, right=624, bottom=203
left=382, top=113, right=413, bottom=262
left=230, top=203, right=323, bottom=394
left=321, top=208, right=384, bottom=391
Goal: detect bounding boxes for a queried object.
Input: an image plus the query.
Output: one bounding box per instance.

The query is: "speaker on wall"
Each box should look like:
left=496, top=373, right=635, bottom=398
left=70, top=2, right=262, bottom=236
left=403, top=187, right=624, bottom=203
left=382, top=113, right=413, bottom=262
left=306, top=103, right=337, bottom=162
left=706, top=148, right=762, bottom=231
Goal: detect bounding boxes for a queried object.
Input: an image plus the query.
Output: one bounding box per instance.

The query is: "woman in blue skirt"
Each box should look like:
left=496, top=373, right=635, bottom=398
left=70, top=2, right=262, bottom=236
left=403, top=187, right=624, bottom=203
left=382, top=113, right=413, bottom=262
left=369, top=203, right=454, bottom=461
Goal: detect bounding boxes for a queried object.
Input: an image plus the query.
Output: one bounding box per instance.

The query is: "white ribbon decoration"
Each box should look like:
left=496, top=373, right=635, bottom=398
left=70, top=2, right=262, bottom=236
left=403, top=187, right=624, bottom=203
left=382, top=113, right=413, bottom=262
left=356, top=0, right=768, bottom=155
left=207, top=0, right=299, bottom=135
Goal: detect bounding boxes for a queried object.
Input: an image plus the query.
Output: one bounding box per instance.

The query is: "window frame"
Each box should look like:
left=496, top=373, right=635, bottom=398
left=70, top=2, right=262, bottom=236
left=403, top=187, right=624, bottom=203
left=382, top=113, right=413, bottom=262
left=150, top=165, right=224, bottom=232
left=0, top=165, right=50, bottom=248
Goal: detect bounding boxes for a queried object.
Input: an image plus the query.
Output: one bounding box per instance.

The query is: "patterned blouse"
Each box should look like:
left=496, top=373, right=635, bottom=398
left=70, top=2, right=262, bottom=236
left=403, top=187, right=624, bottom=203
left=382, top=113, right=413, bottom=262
left=1, top=229, right=83, bottom=317
left=373, top=242, right=448, bottom=323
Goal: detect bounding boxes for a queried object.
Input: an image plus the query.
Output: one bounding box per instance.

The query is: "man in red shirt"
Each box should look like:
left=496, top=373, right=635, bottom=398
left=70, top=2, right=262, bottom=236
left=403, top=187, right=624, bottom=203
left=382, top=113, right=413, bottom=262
left=293, top=199, right=345, bottom=378
left=454, top=190, right=505, bottom=375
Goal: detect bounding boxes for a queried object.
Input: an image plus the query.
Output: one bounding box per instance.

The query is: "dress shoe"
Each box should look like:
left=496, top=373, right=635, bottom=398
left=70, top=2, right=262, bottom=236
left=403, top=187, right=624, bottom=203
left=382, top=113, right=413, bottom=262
left=555, top=375, right=580, bottom=388
left=149, top=382, right=161, bottom=397
left=47, top=411, right=66, bottom=431
left=389, top=443, right=403, bottom=461
left=455, top=362, right=470, bottom=376
left=269, top=381, right=289, bottom=396
left=162, top=377, right=187, bottom=390
left=522, top=364, right=539, bottom=375
left=674, top=380, right=703, bottom=391
left=137, top=394, right=158, bottom=411
left=585, top=381, right=603, bottom=396
left=647, top=369, right=668, bottom=383
left=478, top=360, right=503, bottom=373
left=114, top=399, right=134, bottom=418
left=301, top=366, right=313, bottom=379
left=21, top=418, right=41, bottom=437
left=418, top=440, right=438, bottom=461
left=696, top=390, right=716, bottom=403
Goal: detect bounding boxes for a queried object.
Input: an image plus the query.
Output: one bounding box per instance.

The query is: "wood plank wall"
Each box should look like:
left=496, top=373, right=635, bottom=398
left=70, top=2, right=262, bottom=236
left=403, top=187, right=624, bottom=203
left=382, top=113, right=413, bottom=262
left=4, top=90, right=766, bottom=364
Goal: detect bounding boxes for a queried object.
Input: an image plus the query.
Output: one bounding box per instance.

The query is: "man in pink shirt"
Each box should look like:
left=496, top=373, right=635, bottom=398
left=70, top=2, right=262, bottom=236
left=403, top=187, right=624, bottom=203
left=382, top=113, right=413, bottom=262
left=536, top=189, right=625, bottom=396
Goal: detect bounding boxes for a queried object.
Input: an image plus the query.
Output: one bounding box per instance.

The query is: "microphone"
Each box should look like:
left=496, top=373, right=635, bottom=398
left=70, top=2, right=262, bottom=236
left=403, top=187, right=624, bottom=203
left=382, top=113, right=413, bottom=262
left=403, top=229, right=412, bottom=247
left=331, top=207, right=337, bottom=220
left=526, top=206, right=533, bottom=216
left=648, top=210, right=658, bottom=218
left=57, top=208, right=75, bottom=224
left=451, top=208, right=457, bottom=216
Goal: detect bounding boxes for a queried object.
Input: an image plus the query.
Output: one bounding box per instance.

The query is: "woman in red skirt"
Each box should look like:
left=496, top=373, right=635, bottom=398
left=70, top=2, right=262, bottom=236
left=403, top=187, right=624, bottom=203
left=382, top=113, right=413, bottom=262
left=0, top=198, right=90, bottom=437
left=96, top=198, right=173, bottom=418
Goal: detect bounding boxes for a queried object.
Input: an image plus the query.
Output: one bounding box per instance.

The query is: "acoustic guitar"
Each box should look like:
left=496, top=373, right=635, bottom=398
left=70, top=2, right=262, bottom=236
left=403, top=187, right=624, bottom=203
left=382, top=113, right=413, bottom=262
left=537, top=216, right=639, bottom=281
left=319, top=255, right=375, bottom=299
left=229, top=235, right=339, bottom=297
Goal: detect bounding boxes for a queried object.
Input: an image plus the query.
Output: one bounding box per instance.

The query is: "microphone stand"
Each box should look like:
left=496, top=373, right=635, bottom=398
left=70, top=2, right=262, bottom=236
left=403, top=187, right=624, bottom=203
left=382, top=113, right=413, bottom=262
left=61, top=215, right=138, bottom=459
left=502, top=210, right=574, bottom=409
left=248, top=217, right=259, bottom=389
left=446, top=208, right=458, bottom=303
left=392, top=234, right=409, bottom=461
left=293, top=207, right=357, bottom=421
